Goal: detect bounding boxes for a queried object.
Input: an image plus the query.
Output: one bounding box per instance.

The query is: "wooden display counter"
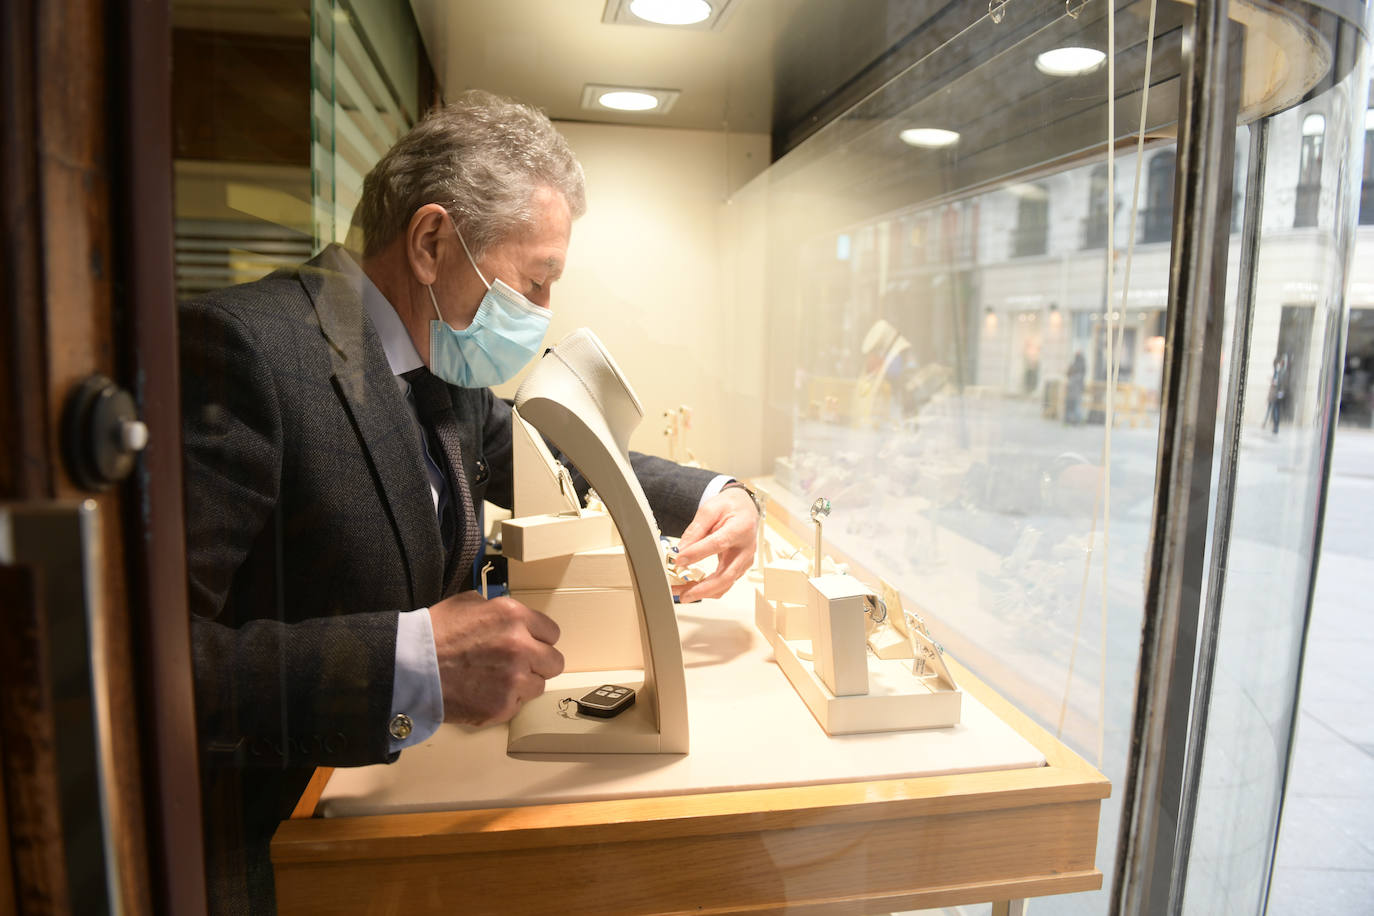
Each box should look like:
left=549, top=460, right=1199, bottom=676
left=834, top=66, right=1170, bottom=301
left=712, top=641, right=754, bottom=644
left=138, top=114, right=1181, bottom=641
left=272, top=579, right=1109, bottom=914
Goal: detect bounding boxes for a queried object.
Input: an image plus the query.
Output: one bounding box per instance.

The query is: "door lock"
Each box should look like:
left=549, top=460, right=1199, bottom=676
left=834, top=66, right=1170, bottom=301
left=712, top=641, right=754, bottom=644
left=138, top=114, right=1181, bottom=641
left=62, top=374, right=149, bottom=491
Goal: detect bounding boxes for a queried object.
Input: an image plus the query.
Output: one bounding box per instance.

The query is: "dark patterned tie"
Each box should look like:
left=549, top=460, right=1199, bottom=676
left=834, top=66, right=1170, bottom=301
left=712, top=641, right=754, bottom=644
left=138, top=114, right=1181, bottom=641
left=403, top=367, right=481, bottom=595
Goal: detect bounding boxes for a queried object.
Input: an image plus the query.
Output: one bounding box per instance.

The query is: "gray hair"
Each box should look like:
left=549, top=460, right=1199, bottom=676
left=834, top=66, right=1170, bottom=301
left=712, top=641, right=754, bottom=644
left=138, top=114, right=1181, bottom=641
left=354, top=90, right=586, bottom=259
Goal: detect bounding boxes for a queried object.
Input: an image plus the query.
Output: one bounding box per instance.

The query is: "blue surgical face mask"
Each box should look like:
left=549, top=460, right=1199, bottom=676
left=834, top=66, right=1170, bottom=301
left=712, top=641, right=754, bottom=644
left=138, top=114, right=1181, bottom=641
left=427, top=218, right=552, bottom=388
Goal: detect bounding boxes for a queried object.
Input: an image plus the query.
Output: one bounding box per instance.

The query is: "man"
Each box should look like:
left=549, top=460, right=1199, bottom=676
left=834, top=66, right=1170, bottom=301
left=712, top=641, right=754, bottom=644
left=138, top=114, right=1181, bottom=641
left=181, top=90, right=759, bottom=913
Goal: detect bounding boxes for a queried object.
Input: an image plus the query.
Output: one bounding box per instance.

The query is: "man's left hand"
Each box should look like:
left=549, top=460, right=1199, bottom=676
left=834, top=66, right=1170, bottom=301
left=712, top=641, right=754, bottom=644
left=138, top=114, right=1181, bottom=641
left=672, top=485, right=759, bottom=602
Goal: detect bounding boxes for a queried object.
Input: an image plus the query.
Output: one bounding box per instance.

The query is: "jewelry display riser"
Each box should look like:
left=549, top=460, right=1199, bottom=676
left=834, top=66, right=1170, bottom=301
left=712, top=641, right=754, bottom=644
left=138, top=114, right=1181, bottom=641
left=755, top=590, right=962, bottom=735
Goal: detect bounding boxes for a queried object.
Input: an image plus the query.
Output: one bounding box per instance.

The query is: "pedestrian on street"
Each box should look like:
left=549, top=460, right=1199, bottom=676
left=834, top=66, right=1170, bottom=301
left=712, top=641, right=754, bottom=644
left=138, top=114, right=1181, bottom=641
left=1265, top=353, right=1290, bottom=434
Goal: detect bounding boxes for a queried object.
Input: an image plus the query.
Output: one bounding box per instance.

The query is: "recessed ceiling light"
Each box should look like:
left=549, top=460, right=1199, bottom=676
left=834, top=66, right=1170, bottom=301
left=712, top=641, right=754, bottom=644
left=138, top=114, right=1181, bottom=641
left=581, top=84, right=681, bottom=115
left=1035, top=47, right=1107, bottom=77
left=899, top=128, right=960, bottom=149
left=629, top=0, right=711, bottom=25
left=598, top=90, right=660, bottom=111
left=603, top=0, right=735, bottom=30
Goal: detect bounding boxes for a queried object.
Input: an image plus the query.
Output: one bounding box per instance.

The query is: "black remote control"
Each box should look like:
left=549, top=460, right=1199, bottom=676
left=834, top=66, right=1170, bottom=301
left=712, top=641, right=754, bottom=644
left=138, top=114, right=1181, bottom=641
left=574, top=685, right=636, bottom=718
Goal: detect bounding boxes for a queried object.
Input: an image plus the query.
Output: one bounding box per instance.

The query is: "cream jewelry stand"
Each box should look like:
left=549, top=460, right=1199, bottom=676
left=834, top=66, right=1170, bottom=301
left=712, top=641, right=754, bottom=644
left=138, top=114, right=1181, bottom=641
left=755, top=522, right=961, bottom=736
left=504, top=329, right=688, bottom=754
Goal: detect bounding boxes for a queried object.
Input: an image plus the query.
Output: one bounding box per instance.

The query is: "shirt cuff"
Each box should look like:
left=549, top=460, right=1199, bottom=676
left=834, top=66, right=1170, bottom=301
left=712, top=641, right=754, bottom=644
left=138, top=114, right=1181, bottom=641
left=389, top=608, right=444, bottom=753
left=700, top=474, right=733, bottom=506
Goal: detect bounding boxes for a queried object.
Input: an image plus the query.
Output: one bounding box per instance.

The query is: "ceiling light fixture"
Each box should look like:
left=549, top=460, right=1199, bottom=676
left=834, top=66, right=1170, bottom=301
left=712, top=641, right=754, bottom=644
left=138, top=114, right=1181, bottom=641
left=581, top=84, right=681, bottom=115
left=1035, top=47, right=1107, bottom=77
left=598, top=90, right=660, bottom=111
left=603, top=0, right=735, bottom=30
left=1006, top=182, right=1048, bottom=199
left=899, top=127, right=960, bottom=149
left=629, top=0, right=712, bottom=25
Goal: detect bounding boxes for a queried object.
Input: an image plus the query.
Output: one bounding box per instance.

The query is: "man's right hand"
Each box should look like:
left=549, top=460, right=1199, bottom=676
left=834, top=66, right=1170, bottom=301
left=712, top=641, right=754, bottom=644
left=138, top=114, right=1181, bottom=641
left=429, top=591, right=564, bottom=727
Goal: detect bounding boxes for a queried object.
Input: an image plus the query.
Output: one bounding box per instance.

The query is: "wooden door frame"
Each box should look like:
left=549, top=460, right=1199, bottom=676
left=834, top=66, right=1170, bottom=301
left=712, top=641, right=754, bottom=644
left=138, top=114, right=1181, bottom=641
left=1, top=0, right=206, bottom=912
left=115, top=0, right=210, bottom=912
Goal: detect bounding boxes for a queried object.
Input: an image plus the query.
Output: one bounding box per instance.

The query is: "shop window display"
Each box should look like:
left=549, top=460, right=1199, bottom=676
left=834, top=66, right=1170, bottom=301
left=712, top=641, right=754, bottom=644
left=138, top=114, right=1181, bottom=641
left=167, top=0, right=1370, bottom=912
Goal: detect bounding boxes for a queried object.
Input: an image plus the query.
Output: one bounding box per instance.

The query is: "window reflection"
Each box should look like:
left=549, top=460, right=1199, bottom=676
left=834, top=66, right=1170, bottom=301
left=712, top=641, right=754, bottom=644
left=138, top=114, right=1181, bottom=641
left=1358, top=108, right=1372, bottom=225
left=1295, top=112, right=1326, bottom=228
left=171, top=19, right=313, bottom=299
left=1083, top=164, right=1109, bottom=249
left=1012, top=182, right=1051, bottom=257
left=1142, top=150, right=1175, bottom=243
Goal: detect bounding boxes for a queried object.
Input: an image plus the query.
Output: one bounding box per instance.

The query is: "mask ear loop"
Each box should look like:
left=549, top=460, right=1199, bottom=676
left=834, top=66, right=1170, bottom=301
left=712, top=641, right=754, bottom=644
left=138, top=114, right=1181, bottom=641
left=427, top=212, right=490, bottom=327
left=448, top=214, right=492, bottom=290
left=427, top=284, right=446, bottom=324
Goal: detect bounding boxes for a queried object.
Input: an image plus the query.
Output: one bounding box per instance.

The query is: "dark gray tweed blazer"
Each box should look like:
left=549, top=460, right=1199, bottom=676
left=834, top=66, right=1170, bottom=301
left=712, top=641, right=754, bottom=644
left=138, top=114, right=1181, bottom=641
left=180, top=245, right=717, bottom=911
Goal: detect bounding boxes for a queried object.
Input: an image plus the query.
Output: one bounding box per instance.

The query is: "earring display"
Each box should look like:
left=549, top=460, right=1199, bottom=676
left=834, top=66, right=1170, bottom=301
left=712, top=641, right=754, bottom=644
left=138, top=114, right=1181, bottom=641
left=754, top=498, right=961, bottom=735
left=810, top=496, right=831, bottom=577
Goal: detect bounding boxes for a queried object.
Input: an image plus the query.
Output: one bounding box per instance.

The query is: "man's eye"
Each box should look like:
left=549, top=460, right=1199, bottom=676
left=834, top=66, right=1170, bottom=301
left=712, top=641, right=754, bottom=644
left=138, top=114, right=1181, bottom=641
left=529, top=281, right=544, bottom=294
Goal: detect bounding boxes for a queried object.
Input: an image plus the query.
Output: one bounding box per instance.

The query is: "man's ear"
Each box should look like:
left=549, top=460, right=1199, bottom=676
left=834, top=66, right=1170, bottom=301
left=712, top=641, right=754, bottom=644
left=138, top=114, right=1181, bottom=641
left=405, top=204, right=450, bottom=286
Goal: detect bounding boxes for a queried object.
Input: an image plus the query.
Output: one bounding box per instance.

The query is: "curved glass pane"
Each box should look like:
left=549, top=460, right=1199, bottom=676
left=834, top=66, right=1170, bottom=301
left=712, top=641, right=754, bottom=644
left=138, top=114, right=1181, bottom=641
left=1183, top=53, right=1371, bottom=916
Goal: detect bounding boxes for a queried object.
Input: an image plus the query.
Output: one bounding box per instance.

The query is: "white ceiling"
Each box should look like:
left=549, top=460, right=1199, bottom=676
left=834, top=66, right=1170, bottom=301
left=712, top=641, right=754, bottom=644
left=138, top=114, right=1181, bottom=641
left=409, top=0, right=808, bottom=133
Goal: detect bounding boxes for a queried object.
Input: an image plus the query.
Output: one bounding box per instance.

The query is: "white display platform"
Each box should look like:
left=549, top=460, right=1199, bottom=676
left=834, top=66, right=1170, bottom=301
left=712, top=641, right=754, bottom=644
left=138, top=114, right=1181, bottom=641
left=318, top=578, right=1046, bottom=818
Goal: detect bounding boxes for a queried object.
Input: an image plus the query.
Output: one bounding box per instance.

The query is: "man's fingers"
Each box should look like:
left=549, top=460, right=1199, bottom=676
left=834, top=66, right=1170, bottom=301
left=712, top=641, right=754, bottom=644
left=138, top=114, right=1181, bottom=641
left=678, top=546, right=753, bottom=602
left=678, top=573, right=730, bottom=602
left=677, top=518, right=710, bottom=551
left=677, top=500, right=725, bottom=551
left=484, top=671, right=550, bottom=726
left=720, top=547, right=752, bottom=582
left=673, top=529, right=728, bottom=567
left=528, top=641, right=565, bottom=680
left=519, top=606, right=562, bottom=646
left=678, top=509, right=757, bottom=566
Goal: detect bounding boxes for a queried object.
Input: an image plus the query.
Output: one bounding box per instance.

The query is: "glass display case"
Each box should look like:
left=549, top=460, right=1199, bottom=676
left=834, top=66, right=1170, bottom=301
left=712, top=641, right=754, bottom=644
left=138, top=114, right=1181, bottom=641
left=169, top=0, right=1370, bottom=912
left=711, top=0, right=1368, bottom=911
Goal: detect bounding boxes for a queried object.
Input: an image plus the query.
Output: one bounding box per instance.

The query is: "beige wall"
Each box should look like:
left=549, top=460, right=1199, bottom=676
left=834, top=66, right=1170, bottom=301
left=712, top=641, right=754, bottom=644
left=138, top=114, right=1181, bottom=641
left=495, top=121, right=770, bottom=475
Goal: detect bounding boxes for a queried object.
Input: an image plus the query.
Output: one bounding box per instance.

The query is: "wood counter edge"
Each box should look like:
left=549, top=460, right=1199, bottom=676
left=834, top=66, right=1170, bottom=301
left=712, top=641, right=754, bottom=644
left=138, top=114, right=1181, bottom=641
left=275, top=655, right=1108, bottom=864
left=650, top=871, right=1104, bottom=916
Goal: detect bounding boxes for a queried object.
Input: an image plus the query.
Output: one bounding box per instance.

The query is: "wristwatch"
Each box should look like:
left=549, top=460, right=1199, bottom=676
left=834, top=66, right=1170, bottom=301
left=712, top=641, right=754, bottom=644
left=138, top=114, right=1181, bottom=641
left=722, top=479, right=763, bottom=516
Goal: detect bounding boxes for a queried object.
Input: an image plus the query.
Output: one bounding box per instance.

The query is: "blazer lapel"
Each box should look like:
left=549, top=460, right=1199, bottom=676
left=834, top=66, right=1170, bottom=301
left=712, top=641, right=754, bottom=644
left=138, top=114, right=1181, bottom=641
left=300, top=246, right=446, bottom=606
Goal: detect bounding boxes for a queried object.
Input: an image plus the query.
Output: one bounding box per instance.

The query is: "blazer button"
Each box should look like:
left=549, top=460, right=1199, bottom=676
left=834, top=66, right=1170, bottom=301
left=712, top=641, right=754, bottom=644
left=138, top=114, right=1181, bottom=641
left=388, top=713, right=414, bottom=740
left=474, top=458, right=489, bottom=484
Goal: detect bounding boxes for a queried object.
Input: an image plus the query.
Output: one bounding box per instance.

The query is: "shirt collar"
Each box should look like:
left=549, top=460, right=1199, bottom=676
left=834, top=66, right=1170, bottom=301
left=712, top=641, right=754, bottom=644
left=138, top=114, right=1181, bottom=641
left=338, top=251, right=425, bottom=378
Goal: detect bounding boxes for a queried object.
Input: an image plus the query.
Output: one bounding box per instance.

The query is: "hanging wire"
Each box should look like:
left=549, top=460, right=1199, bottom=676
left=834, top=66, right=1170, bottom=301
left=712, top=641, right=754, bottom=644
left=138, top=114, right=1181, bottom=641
left=1104, top=0, right=1161, bottom=768
left=1055, top=0, right=1161, bottom=770
left=1098, top=0, right=1117, bottom=770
